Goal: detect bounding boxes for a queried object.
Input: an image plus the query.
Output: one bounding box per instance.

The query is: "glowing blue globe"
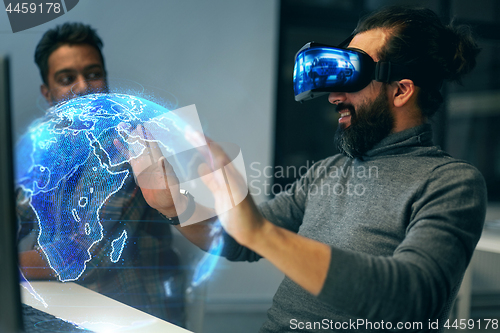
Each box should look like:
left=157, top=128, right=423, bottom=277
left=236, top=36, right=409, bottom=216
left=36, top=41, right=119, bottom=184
left=16, top=93, right=221, bottom=284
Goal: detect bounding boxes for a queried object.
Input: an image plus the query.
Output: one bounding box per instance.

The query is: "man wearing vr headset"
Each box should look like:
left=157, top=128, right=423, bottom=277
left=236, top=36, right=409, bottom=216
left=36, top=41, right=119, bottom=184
left=129, top=6, right=487, bottom=333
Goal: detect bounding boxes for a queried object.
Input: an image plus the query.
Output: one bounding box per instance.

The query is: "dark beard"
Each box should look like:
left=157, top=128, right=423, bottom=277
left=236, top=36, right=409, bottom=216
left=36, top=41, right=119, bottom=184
left=334, top=86, right=394, bottom=158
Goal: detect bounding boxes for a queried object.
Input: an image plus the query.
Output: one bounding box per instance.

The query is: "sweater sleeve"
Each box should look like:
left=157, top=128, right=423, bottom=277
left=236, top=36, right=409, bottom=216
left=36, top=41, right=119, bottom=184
left=221, top=159, right=325, bottom=261
left=317, top=162, right=487, bottom=323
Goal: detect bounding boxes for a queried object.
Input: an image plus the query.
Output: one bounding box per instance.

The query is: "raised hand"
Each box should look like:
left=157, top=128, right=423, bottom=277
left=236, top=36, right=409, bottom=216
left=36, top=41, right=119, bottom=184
left=191, top=133, right=261, bottom=246
left=114, top=124, right=186, bottom=218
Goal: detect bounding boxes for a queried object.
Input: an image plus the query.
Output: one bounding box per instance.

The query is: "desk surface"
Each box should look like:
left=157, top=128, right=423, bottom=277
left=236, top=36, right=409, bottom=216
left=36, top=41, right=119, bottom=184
left=476, top=229, right=500, bottom=254
left=21, top=281, right=192, bottom=333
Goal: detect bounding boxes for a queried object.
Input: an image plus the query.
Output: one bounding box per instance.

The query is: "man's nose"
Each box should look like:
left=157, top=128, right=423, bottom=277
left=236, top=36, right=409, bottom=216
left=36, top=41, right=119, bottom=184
left=328, top=92, right=346, bottom=105
left=71, top=76, right=90, bottom=95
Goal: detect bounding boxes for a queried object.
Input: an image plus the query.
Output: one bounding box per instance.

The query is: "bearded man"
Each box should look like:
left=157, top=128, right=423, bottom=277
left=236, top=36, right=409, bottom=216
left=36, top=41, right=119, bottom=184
left=113, top=6, right=487, bottom=333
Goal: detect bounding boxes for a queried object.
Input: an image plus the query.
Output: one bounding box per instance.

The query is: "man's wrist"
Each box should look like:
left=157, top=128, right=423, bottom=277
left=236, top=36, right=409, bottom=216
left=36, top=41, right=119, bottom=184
left=158, top=198, right=187, bottom=218
left=159, top=190, right=195, bottom=225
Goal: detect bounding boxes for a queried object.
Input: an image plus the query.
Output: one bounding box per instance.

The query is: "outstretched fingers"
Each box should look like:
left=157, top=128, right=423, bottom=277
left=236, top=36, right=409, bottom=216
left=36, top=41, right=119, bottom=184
left=137, top=124, right=164, bottom=163
left=159, top=156, right=180, bottom=188
left=113, top=137, right=131, bottom=161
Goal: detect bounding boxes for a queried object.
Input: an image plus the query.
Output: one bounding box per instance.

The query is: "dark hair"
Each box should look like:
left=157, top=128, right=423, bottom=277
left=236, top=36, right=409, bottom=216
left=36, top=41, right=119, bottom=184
left=354, top=6, right=481, bottom=118
left=34, top=22, right=105, bottom=85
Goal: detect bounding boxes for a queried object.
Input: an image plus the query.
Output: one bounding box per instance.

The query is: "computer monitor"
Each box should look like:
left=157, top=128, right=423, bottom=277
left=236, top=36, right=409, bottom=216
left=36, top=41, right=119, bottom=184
left=0, top=56, right=24, bottom=333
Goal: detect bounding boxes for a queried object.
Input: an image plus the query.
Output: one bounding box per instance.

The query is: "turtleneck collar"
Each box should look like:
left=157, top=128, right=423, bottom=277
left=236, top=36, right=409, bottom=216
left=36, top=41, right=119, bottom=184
left=361, top=123, right=438, bottom=159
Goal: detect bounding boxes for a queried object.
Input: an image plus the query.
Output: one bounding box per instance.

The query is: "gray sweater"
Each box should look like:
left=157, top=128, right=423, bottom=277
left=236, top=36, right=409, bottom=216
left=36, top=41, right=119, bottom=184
left=222, top=124, right=487, bottom=332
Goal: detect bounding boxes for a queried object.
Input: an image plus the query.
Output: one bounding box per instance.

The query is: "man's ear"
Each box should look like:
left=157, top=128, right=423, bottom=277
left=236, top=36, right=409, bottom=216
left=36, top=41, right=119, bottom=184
left=392, top=79, right=416, bottom=108
left=40, top=84, right=52, bottom=104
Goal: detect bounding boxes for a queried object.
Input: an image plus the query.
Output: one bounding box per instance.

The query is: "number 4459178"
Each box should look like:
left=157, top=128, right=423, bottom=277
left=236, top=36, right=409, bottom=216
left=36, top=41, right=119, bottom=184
left=444, top=318, right=498, bottom=330
left=5, top=3, right=61, bottom=14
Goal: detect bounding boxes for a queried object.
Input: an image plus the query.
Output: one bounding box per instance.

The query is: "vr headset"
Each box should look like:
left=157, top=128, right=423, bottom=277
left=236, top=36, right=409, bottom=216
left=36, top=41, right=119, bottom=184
left=293, top=40, right=441, bottom=102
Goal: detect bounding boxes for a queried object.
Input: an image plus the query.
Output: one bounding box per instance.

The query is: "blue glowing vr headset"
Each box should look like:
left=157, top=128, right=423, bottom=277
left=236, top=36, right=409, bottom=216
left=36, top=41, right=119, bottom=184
left=293, top=41, right=431, bottom=102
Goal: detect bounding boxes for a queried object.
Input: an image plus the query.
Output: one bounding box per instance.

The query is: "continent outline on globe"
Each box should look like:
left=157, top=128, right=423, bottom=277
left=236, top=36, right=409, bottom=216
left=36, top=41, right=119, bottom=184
left=16, top=93, right=196, bottom=282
